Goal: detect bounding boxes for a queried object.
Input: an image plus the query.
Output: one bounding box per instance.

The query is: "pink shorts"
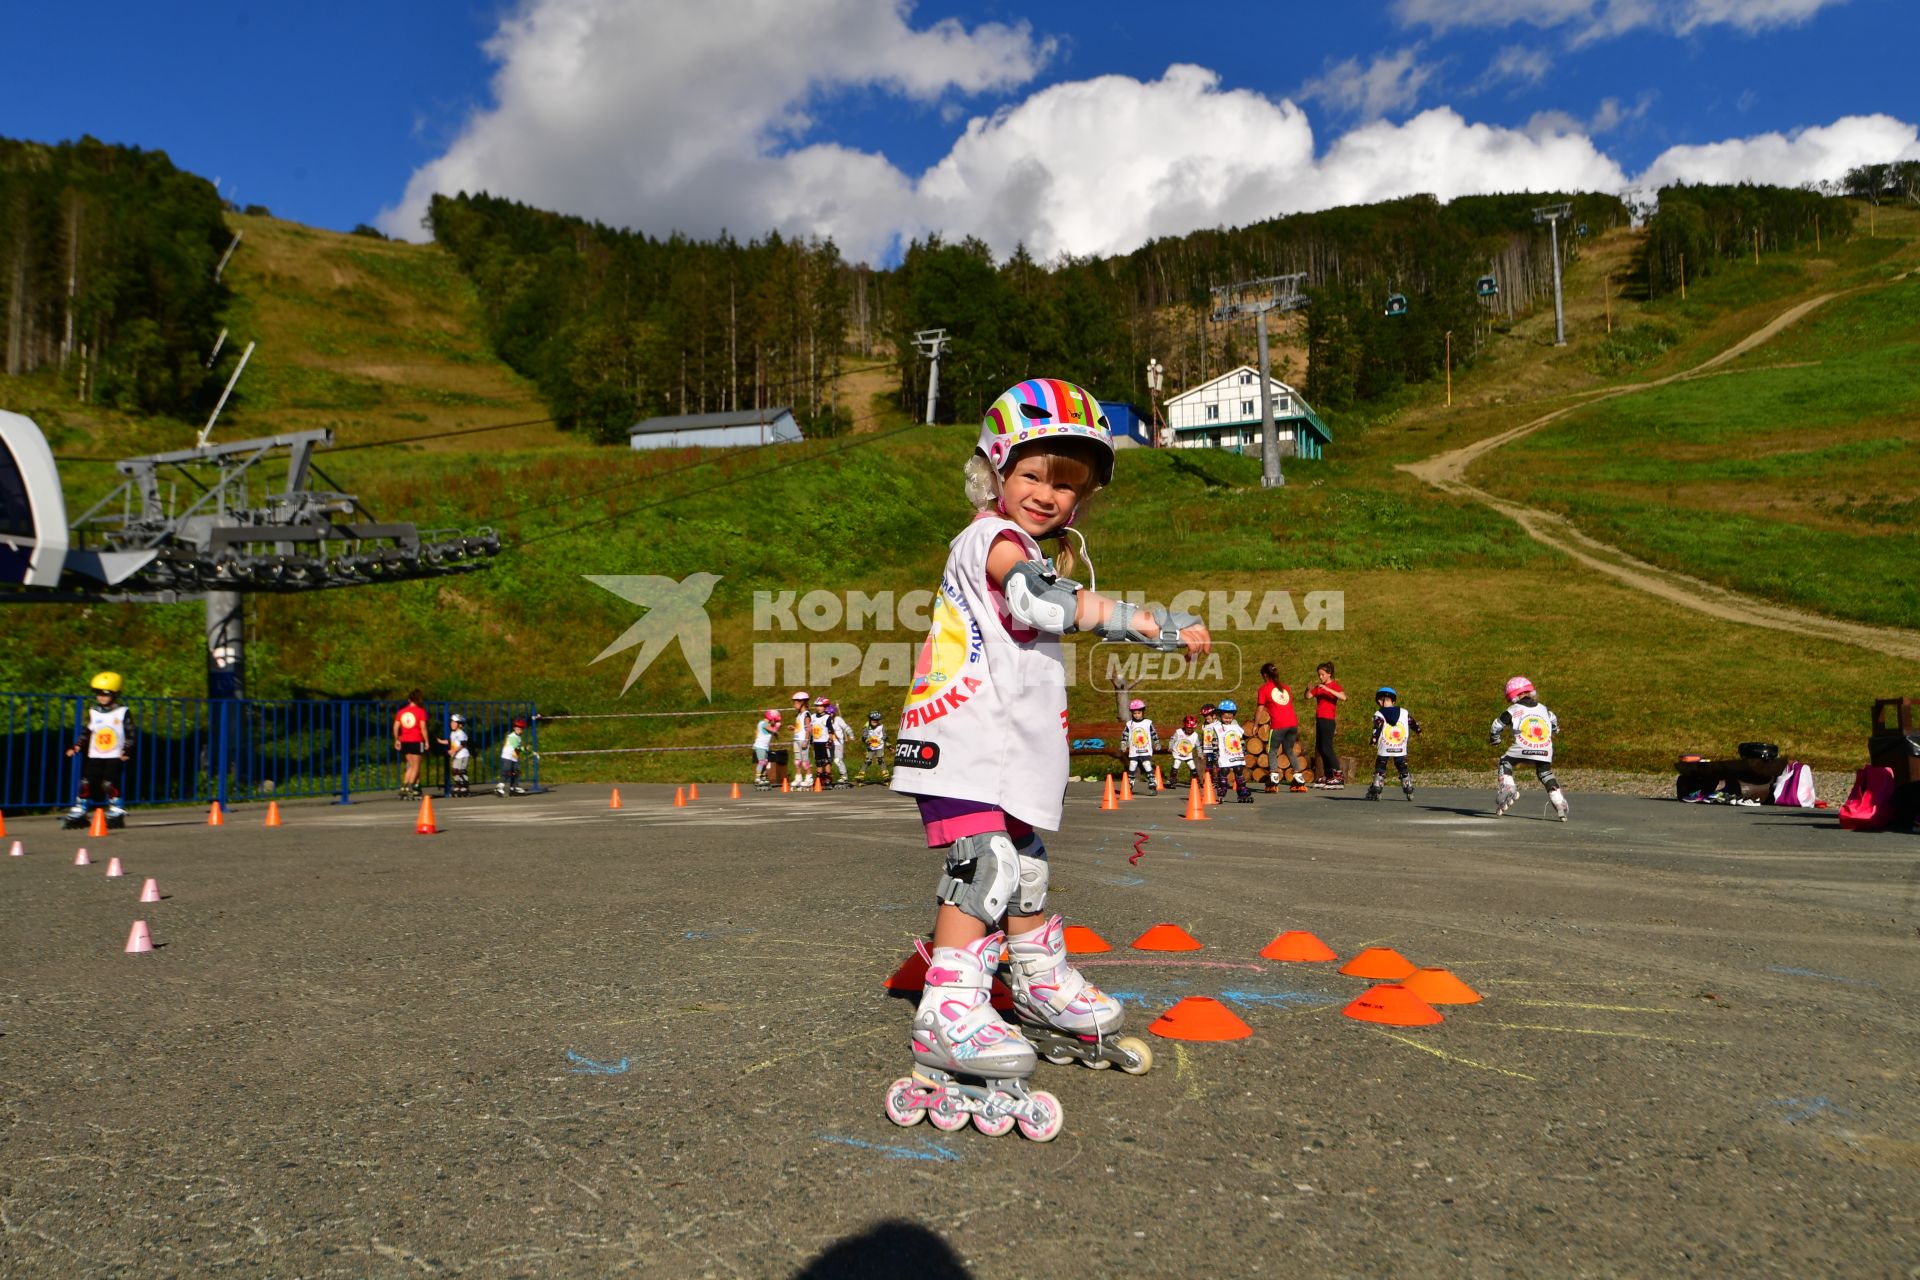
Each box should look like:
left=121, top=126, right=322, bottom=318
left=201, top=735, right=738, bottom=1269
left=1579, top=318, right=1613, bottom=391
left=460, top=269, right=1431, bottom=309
left=916, top=796, right=1034, bottom=848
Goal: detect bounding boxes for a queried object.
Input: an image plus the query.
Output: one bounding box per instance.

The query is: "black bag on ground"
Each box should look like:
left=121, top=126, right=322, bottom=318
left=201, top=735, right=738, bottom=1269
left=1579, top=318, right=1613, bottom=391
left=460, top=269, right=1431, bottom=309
left=1737, top=742, right=1779, bottom=762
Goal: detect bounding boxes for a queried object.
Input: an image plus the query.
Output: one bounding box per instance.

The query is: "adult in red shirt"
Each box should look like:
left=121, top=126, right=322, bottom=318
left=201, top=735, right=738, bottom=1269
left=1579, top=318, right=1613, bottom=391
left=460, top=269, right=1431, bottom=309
left=1256, top=662, right=1306, bottom=791
left=393, top=689, right=429, bottom=800
left=1306, top=663, right=1346, bottom=787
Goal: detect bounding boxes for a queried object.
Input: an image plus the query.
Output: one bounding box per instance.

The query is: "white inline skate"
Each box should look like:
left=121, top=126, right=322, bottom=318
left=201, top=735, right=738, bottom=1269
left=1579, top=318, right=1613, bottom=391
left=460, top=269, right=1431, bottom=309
left=883, top=932, right=1063, bottom=1141
left=1004, top=915, right=1152, bottom=1075
left=1547, top=788, right=1570, bottom=822
left=1495, top=773, right=1518, bottom=817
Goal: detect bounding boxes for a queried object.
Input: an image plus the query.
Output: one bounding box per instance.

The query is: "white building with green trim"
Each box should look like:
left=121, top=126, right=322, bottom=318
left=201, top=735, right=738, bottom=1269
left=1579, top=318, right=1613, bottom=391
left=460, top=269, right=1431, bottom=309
left=1162, top=366, right=1330, bottom=460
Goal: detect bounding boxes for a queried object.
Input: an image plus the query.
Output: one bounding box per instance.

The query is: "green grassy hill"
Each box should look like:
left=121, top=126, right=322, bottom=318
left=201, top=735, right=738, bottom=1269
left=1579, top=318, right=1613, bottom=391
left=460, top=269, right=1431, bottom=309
left=2, top=204, right=1915, bottom=786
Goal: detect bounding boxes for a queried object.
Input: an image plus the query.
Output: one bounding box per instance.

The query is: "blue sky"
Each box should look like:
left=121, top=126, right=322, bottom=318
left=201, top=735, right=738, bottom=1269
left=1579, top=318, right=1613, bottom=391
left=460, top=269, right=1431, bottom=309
left=6, top=1, right=1916, bottom=263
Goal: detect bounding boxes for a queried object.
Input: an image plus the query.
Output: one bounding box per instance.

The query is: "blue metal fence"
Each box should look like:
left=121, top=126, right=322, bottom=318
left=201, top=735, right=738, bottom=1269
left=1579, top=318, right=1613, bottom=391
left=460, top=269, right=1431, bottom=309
left=0, top=694, right=539, bottom=811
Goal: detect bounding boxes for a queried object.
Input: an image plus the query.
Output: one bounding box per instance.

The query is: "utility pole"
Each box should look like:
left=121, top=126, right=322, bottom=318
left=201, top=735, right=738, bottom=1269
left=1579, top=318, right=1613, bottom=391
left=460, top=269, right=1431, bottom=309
left=213, top=231, right=243, bottom=283
left=1210, top=273, right=1308, bottom=488
left=1532, top=203, right=1572, bottom=346
left=913, top=329, right=949, bottom=425
left=1145, top=358, right=1165, bottom=445
left=1445, top=331, right=1452, bottom=408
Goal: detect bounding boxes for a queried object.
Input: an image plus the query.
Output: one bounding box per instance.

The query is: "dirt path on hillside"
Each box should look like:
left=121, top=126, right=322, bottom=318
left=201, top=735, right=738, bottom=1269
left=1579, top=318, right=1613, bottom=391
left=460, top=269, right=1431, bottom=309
left=1401, top=292, right=1920, bottom=664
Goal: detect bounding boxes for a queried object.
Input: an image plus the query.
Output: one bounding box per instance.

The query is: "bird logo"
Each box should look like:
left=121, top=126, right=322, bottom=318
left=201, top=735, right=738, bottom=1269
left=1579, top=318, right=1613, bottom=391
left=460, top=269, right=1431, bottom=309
left=586, top=573, right=722, bottom=697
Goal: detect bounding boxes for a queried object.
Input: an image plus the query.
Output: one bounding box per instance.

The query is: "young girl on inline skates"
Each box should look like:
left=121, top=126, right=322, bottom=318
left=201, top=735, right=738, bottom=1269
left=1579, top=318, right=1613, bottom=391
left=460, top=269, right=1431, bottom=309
left=883, top=378, right=1210, bottom=1141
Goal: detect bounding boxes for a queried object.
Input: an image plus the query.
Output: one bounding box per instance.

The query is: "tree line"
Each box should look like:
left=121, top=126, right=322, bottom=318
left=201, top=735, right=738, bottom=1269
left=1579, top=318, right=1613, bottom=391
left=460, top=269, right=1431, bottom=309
left=0, top=136, right=229, bottom=414
left=1640, top=182, right=1856, bottom=297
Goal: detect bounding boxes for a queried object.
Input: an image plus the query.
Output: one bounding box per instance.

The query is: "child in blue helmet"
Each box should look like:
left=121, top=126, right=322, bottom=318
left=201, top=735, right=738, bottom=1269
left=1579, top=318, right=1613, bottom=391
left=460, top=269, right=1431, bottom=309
left=1366, top=687, right=1422, bottom=801
left=1216, top=700, right=1253, bottom=802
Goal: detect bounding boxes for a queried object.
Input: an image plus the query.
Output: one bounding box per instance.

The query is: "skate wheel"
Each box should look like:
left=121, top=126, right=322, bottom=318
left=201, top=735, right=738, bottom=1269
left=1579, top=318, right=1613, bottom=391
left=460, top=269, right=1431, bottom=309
left=1084, top=1052, right=1112, bottom=1071
left=1041, top=1048, right=1076, bottom=1066
left=927, top=1096, right=970, bottom=1133
left=972, top=1109, right=1015, bottom=1137
left=1115, top=1036, right=1154, bottom=1076
left=1018, top=1091, right=1063, bottom=1142
left=883, top=1077, right=925, bottom=1128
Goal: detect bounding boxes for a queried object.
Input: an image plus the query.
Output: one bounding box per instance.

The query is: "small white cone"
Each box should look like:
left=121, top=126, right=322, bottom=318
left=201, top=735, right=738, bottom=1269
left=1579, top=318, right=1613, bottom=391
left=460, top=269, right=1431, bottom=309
left=10, top=839, right=23, bottom=857
left=124, top=920, right=154, bottom=954
left=74, top=847, right=91, bottom=867
left=104, top=857, right=124, bottom=878
left=138, top=878, right=161, bottom=903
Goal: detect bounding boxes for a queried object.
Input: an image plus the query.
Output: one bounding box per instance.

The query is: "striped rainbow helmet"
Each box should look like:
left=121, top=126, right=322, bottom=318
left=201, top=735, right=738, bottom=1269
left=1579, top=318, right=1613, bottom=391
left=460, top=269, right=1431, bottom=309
left=977, top=378, right=1114, bottom=485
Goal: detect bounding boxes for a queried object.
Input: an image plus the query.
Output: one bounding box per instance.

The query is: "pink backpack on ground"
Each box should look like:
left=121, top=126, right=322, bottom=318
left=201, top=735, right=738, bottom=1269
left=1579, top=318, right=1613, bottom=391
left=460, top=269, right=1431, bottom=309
left=1838, top=766, right=1895, bottom=831
left=1769, top=761, right=1816, bottom=808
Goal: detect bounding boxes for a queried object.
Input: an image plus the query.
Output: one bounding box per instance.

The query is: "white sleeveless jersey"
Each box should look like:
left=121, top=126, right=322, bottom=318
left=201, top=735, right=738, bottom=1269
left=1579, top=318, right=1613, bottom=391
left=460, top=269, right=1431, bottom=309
left=1497, top=702, right=1558, bottom=762
left=891, top=516, right=1069, bottom=830
left=1217, top=722, right=1247, bottom=767
left=1126, top=718, right=1156, bottom=758
left=1202, top=721, right=1220, bottom=755
left=864, top=724, right=886, bottom=753
left=1169, top=728, right=1198, bottom=763
left=87, top=706, right=129, bottom=759
left=1375, top=708, right=1411, bottom=758
left=753, top=721, right=775, bottom=751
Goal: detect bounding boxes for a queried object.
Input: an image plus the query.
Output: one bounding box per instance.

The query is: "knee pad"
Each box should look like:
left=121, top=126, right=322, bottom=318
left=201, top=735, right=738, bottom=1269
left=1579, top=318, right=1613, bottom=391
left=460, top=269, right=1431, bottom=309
left=938, top=832, right=1020, bottom=924
left=1012, top=833, right=1049, bottom=915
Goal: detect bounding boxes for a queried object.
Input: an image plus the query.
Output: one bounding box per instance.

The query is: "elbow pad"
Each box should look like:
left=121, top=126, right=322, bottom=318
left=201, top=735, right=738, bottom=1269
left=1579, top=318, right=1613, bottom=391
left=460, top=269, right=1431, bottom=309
left=1004, top=560, right=1083, bottom=635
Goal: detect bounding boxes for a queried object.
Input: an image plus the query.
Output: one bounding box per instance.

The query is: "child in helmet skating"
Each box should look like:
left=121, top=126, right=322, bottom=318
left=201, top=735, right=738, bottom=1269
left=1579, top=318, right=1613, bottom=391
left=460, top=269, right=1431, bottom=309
left=884, top=378, right=1210, bottom=1140
left=808, top=698, right=837, bottom=789
left=1365, top=688, right=1421, bottom=801
left=1168, top=714, right=1201, bottom=791
left=789, top=691, right=813, bottom=788
left=823, top=700, right=853, bottom=789
left=752, top=710, right=781, bottom=789
left=1491, top=676, right=1568, bottom=820
left=860, top=711, right=889, bottom=785
left=64, top=672, right=134, bottom=829
left=1123, top=698, right=1159, bottom=793
left=496, top=718, right=535, bottom=796
left=1215, top=700, right=1254, bottom=802
left=1199, top=702, right=1221, bottom=794
left=447, top=713, right=472, bottom=797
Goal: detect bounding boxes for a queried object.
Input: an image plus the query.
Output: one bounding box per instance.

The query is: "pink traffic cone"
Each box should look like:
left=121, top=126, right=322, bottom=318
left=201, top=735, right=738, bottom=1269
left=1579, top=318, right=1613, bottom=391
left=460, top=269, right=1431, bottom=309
left=105, top=857, right=124, bottom=878
left=8, top=839, right=22, bottom=857
left=124, top=920, right=154, bottom=954
left=139, top=878, right=162, bottom=903
left=74, top=848, right=91, bottom=867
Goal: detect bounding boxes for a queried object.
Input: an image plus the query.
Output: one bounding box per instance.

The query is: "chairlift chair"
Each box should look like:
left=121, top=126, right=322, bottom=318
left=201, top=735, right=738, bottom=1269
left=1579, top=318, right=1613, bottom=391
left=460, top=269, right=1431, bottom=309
left=1383, top=292, right=1409, bottom=317
left=1475, top=274, right=1499, bottom=298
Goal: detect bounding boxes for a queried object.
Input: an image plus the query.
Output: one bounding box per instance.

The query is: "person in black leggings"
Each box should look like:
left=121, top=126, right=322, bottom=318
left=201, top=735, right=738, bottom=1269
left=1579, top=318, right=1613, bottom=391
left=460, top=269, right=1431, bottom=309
left=1307, top=662, right=1346, bottom=786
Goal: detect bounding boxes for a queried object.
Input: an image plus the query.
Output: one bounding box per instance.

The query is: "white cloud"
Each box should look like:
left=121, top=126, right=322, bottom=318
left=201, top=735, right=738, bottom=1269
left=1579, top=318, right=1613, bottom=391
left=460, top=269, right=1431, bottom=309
left=1299, top=47, right=1438, bottom=121
left=1635, top=114, right=1920, bottom=188
left=1483, top=44, right=1554, bottom=88
left=1394, top=0, right=1847, bottom=41
left=376, top=0, right=1052, bottom=254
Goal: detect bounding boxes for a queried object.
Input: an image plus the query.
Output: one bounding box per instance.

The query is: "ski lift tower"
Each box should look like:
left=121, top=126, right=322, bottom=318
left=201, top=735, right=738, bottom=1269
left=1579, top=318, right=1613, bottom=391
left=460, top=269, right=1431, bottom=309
left=913, top=329, right=950, bottom=425
left=1210, top=272, right=1309, bottom=488
left=1532, top=202, right=1574, bottom=346
left=1, top=414, right=500, bottom=700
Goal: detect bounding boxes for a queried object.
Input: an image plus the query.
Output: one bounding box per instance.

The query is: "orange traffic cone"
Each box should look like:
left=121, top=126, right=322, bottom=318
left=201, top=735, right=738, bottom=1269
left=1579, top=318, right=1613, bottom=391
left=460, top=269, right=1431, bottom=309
left=673, top=786, right=686, bottom=807
left=884, top=948, right=931, bottom=993
left=1131, top=923, right=1203, bottom=952
left=1183, top=778, right=1210, bottom=822
left=610, top=788, right=623, bottom=809
left=207, top=801, right=225, bottom=827
left=689, top=783, right=700, bottom=802
left=1202, top=771, right=1219, bottom=807
left=1400, top=968, right=1482, bottom=1005
left=1062, top=925, right=1114, bottom=955
left=730, top=782, right=741, bottom=799
left=265, top=800, right=282, bottom=828
left=124, top=920, right=154, bottom=954
left=89, top=808, right=108, bottom=838
left=1342, top=983, right=1443, bottom=1026
left=1339, top=946, right=1417, bottom=980
left=1100, top=776, right=1118, bottom=810
left=1148, top=996, right=1253, bottom=1041
left=813, top=774, right=823, bottom=793
left=0, top=808, right=7, bottom=837
left=781, top=776, right=791, bottom=793
left=1260, top=930, right=1338, bottom=962
left=415, top=794, right=438, bottom=835
left=1154, top=764, right=1165, bottom=791
left=1120, top=771, right=1135, bottom=802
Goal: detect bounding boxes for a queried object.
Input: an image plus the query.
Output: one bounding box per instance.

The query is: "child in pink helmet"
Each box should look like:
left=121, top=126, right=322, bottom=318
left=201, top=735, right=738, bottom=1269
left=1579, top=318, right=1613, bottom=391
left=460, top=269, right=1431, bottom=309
left=1491, top=676, right=1568, bottom=820
left=883, top=377, right=1210, bottom=1140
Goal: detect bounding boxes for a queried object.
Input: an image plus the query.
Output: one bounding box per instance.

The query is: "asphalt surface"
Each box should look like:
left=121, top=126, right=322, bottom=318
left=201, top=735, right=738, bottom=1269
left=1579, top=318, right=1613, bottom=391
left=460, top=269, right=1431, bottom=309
left=2, top=783, right=1915, bottom=1277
